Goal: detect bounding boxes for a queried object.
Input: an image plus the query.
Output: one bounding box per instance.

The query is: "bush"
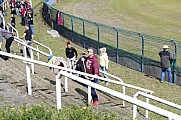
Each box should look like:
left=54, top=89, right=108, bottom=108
left=0, top=105, right=117, bottom=120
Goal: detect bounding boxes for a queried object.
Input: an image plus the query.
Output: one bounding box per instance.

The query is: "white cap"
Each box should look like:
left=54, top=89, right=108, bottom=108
left=162, top=45, right=169, bottom=49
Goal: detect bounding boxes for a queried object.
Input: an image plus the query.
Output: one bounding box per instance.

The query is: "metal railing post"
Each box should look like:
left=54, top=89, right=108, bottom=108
left=24, top=46, right=32, bottom=95
left=122, top=85, right=126, bottom=107
left=88, top=86, right=92, bottom=105
left=94, top=22, right=100, bottom=55
left=30, top=49, right=35, bottom=74
left=171, top=39, right=177, bottom=84
left=71, top=17, right=74, bottom=31
left=56, top=72, right=62, bottom=110
left=36, top=45, right=40, bottom=60
left=139, top=33, right=144, bottom=73
left=113, top=27, right=119, bottom=63
left=83, top=21, right=85, bottom=36
left=146, top=97, right=149, bottom=118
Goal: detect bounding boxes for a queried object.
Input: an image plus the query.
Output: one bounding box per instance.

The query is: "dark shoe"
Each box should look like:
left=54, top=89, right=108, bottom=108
left=20, top=49, right=23, bottom=53
left=2, top=56, right=9, bottom=61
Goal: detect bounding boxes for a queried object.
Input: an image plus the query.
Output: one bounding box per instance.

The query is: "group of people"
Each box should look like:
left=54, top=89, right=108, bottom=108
left=9, top=0, right=34, bottom=35
left=0, top=0, right=34, bottom=60
left=65, top=41, right=109, bottom=106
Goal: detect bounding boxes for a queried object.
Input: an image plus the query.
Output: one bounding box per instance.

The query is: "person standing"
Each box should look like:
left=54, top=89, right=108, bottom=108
left=0, top=28, right=14, bottom=60
left=100, top=47, right=109, bottom=84
left=65, top=41, right=77, bottom=69
left=84, top=48, right=99, bottom=106
left=159, top=45, right=174, bottom=84
left=27, top=12, right=34, bottom=37
left=20, top=25, right=32, bottom=57
left=21, top=4, right=26, bottom=26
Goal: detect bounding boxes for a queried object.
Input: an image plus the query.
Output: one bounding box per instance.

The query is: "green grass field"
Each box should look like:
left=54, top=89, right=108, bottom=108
left=3, top=0, right=181, bottom=119
left=54, top=0, right=181, bottom=40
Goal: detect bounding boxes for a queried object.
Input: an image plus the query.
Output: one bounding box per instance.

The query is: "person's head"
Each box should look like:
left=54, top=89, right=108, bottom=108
left=87, top=47, right=94, bottom=57
left=67, top=41, right=71, bottom=48
left=162, top=45, right=169, bottom=51
left=24, top=25, right=29, bottom=30
left=100, top=47, right=106, bottom=54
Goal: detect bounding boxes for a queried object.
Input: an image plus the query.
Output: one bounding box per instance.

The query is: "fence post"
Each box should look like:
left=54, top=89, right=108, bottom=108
left=94, top=22, right=100, bottom=55
left=71, top=17, right=74, bottom=31
left=139, top=33, right=144, bottom=73
left=171, top=39, right=177, bottom=84
left=62, top=13, right=65, bottom=27
left=83, top=21, right=85, bottom=36
left=113, top=27, right=119, bottom=63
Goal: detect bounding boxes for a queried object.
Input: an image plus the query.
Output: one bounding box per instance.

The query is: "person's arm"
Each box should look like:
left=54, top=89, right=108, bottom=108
left=20, top=33, right=26, bottom=39
left=65, top=48, right=68, bottom=58
left=93, top=57, right=99, bottom=75
left=74, top=48, right=78, bottom=58
left=105, top=54, right=109, bottom=70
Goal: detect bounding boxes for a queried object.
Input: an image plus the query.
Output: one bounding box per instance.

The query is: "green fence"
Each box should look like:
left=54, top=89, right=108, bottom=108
left=42, top=1, right=181, bottom=85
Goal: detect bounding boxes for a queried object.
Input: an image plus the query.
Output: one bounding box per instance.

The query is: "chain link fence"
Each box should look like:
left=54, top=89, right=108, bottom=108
left=42, top=1, right=181, bottom=85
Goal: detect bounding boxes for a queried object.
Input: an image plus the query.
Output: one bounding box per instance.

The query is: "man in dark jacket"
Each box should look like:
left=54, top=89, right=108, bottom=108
left=159, top=45, right=173, bottom=84
left=84, top=47, right=99, bottom=106
left=20, top=25, right=33, bottom=57
left=65, top=41, right=77, bottom=69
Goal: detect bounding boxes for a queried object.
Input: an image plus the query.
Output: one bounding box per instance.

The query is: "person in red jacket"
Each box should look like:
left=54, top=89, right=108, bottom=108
left=84, top=47, right=99, bottom=106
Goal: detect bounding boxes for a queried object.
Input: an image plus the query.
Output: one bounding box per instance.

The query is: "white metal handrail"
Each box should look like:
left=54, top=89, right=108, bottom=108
left=6, top=23, right=53, bottom=58
left=0, top=14, right=5, bottom=29
left=14, top=37, right=49, bottom=56
left=13, top=37, right=153, bottom=108
left=99, top=69, right=123, bottom=82
left=58, top=70, right=181, bottom=120
left=0, top=51, right=180, bottom=120
left=133, top=91, right=181, bottom=119
left=7, top=23, right=19, bottom=38
left=33, top=40, right=52, bottom=59
left=2, top=0, right=9, bottom=11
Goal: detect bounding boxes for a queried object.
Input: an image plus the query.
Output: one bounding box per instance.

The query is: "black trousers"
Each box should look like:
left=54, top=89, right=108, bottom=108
left=5, top=37, right=14, bottom=53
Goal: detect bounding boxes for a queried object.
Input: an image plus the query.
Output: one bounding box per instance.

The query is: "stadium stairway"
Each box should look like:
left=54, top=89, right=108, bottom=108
left=0, top=55, right=149, bottom=120
left=0, top=1, right=150, bottom=119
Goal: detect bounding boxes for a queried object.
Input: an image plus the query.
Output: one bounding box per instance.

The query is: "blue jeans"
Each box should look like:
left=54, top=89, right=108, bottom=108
left=29, top=24, right=34, bottom=35
left=91, top=78, right=99, bottom=102
left=101, top=66, right=108, bottom=78
left=161, top=67, right=172, bottom=83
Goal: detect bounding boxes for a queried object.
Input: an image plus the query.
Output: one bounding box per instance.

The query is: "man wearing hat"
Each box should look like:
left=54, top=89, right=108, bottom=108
left=159, top=45, right=173, bottom=84
left=65, top=41, right=77, bottom=69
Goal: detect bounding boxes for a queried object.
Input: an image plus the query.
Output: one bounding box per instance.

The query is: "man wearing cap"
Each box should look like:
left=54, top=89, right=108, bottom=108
left=159, top=45, right=173, bottom=84
left=65, top=41, right=77, bottom=69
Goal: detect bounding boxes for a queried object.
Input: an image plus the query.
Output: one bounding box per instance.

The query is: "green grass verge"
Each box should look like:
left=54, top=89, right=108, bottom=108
left=0, top=105, right=116, bottom=120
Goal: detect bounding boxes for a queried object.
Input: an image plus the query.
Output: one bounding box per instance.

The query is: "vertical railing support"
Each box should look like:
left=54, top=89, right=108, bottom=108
left=139, top=33, right=144, bottom=73
left=56, top=72, right=62, bottom=110
left=36, top=45, right=40, bottom=60
left=24, top=46, right=32, bottom=95
left=171, top=39, right=177, bottom=84
left=88, top=86, right=92, bottom=105
left=83, top=21, right=85, bottom=36
left=122, top=85, right=125, bottom=107
left=113, top=27, right=119, bottom=63
left=62, top=13, right=65, bottom=27
left=30, top=49, right=34, bottom=74
left=146, top=97, right=149, bottom=118
left=94, top=22, right=100, bottom=55
left=71, top=17, right=74, bottom=31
